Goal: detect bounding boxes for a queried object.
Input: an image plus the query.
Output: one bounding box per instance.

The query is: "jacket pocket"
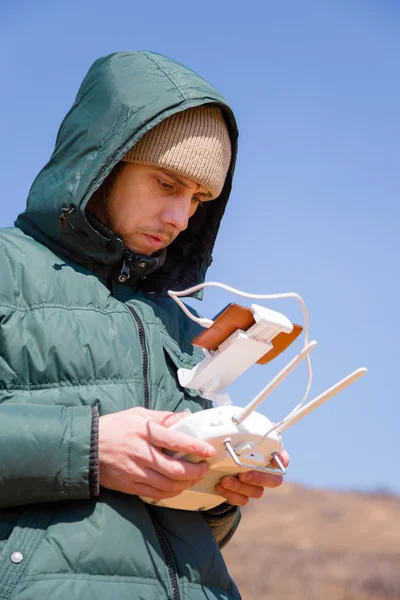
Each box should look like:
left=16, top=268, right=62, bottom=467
left=161, top=334, right=211, bottom=408
left=0, top=506, right=53, bottom=600
left=0, top=508, right=23, bottom=559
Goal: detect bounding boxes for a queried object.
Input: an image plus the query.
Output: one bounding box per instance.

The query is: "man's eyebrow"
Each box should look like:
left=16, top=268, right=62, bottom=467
left=159, top=169, right=213, bottom=199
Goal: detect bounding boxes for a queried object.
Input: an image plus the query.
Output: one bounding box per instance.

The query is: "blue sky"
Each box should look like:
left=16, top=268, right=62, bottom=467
left=1, top=1, right=399, bottom=493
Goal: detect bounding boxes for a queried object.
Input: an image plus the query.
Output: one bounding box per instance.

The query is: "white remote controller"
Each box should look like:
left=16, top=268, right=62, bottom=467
left=139, top=291, right=367, bottom=511
left=140, top=357, right=366, bottom=511
left=141, top=405, right=284, bottom=511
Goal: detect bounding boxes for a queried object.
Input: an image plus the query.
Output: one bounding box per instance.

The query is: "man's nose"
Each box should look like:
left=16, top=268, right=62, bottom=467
left=161, top=196, right=192, bottom=232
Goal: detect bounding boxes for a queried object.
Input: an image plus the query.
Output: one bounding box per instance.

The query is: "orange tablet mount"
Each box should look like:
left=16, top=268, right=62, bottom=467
left=168, top=282, right=367, bottom=429
left=178, top=300, right=307, bottom=407
left=192, top=303, right=303, bottom=366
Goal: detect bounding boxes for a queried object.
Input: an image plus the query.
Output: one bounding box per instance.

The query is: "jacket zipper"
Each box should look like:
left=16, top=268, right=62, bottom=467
left=147, top=508, right=181, bottom=600
left=120, top=259, right=150, bottom=409
left=118, top=257, right=132, bottom=283
left=117, top=265, right=180, bottom=599
left=127, top=305, right=181, bottom=600
left=127, top=305, right=150, bottom=409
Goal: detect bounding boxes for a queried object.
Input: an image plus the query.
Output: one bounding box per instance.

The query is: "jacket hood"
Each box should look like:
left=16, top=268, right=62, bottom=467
left=15, top=51, right=238, bottom=296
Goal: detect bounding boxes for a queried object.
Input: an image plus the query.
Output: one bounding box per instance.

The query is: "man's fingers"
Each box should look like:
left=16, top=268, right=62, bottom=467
left=273, top=450, right=290, bottom=468
left=139, top=409, right=180, bottom=425
left=219, top=476, right=265, bottom=499
left=140, top=409, right=193, bottom=429
left=159, top=411, right=192, bottom=428
left=237, top=453, right=289, bottom=488
left=215, top=483, right=249, bottom=507
left=127, top=481, right=187, bottom=502
left=133, top=465, right=201, bottom=494
left=146, top=419, right=215, bottom=459
left=138, top=445, right=210, bottom=481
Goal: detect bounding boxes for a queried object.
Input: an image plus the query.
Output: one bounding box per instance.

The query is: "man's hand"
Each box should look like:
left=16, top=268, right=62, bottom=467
left=99, top=407, right=216, bottom=501
left=215, top=450, right=290, bottom=506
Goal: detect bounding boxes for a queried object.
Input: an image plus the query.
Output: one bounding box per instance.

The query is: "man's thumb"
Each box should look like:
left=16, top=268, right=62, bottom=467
left=159, top=410, right=192, bottom=428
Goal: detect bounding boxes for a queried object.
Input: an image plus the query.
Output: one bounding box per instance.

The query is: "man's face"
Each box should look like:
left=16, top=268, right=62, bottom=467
left=90, top=163, right=215, bottom=256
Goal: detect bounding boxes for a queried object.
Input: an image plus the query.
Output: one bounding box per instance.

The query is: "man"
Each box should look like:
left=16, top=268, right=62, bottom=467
left=0, top=51, right=289, bottom=599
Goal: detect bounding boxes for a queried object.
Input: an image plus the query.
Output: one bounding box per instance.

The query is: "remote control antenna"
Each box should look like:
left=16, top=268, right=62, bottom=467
left=278, top=367, right=367, bottom=432
left=233, top=340, right=317, bottom=425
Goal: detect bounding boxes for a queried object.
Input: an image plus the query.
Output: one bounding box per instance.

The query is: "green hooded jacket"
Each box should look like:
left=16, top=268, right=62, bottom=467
left=0, top=52, right=242, bottom=599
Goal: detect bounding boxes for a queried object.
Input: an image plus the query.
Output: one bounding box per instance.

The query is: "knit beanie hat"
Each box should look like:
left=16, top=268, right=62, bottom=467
left=122, top=105, right=231, bottom=198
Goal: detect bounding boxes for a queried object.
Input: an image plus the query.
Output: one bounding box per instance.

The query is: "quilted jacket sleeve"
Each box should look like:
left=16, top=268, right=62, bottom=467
left=202, top=503, right=241, bottom=548
left=0, top=402, right=97, bottom=509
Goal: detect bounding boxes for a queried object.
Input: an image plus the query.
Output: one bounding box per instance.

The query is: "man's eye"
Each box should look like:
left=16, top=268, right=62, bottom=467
left=192, top=197, right=204, bottom=207
left=158, top=179, right=174, bottom=190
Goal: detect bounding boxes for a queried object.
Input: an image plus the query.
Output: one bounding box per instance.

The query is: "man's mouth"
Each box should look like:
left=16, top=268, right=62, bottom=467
left=143, top=233, right=167, bottom=249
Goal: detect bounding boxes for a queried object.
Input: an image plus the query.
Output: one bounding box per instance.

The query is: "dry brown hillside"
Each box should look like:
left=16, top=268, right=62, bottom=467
left=223, top=483, right=400, bottom=600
